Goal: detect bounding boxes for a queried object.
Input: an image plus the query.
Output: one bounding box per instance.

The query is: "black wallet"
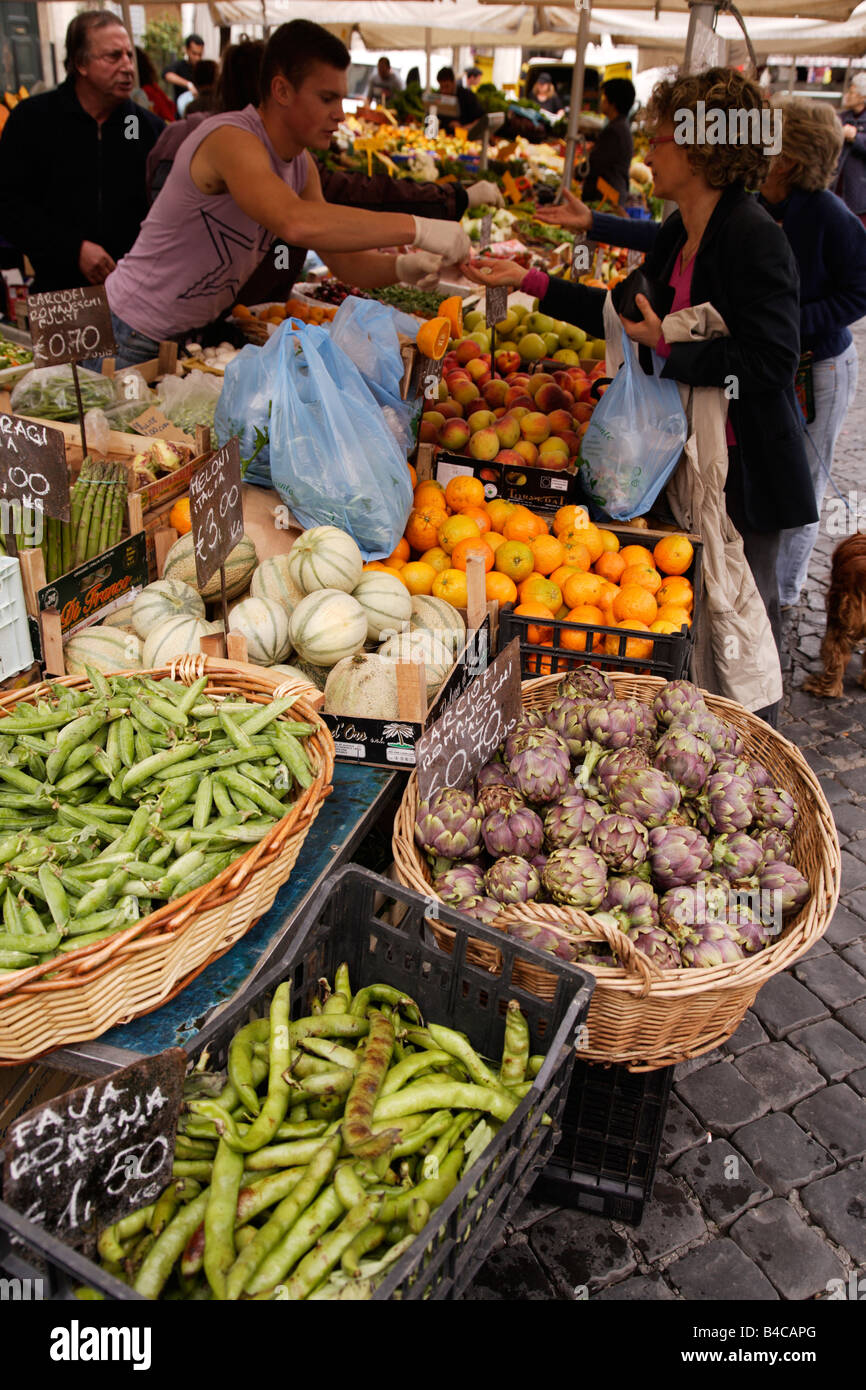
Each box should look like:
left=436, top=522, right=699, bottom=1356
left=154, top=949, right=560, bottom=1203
left=611, top=268, right=675, bottom=324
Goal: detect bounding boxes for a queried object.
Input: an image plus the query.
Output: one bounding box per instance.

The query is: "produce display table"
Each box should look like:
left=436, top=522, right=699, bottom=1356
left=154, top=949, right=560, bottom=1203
left=39, top=763, right=404, bottom=1077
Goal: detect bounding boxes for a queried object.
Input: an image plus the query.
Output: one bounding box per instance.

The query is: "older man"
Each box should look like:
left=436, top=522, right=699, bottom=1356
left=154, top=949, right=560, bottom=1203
left=833, top=71, right=866, bottom=224
left=0, top=10, right=163, bottom=291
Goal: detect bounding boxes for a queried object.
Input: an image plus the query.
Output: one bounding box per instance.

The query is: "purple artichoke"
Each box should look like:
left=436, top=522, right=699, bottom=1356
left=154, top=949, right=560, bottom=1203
left=462, top=895, right=504, bottom=925
left=608, top=768, right=681, bottom=828
left=542, top=846, right=608, bottom=910
left=648, top=824, right=713, bottom=890
left=730, top=905, right=772, bottom=954
left=557, top=666, right=615, bottom=702
left=530, top=852, right=548, bottom=874
left=433, top=863, right=486, bottom=905
left=482, top=806, right=544, bottom=860
left=546, top=697, right=592, bottom=756
left=596, top=746, right=653, bottom=798
left=701, top=772, right=755, bottom=834
left=603, top=874, right=660, bottom=932
left=501, top=919, right=579, bottom=962
left=711, top=832, right=764, bottom=883
left=505, top=720, right=566, bottom=764
left=752, top=787, right=798, bottom=835
left=477, top=783, right=525, bottom=818
left=754, top=827, right=793, bottom=866
left=476, top=761, right=514, bottom=789
left=576, top=700, right=639, bottom=786
left=543, top=793, right=605, bottom=851
left=589, top=813, right=649, bottom=873
left=671, top=707, right=731, bottom=754
left=654, top=727, right=715, bottom=795
left=621, top=698, right=657, bottom=742
left=758, top=860, right=809, bottom=917
left=712, top=752, right=750, bottom=779
left=510, top=742, right=571, bottom=804
left=415, top=788, right=484, bottom=866
left=484, top=856, right=541, bottom=904
left=629, top=923, right=682, bottom=970
left=660, top=879, right=730, bottom=942
left=681, top=921, right=746, bottom=967
left=653, top=680, right=708, bottom=727
left=743, top=759, right=775, bottom=791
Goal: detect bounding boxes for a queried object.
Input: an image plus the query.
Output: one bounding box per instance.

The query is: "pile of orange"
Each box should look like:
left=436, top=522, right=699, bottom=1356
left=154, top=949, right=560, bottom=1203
left=380, top=473, right=696, bottom=666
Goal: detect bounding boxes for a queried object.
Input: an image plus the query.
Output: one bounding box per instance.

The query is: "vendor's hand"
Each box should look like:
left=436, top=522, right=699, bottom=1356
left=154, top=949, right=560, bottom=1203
left=460, top=256, right=528, bottom=289
left=78, top=240, right=116, bottom=285
left=843, top=123, right=858, bottom=140
left=467, top=180, right=505, bottom=209
left=395, top=251, right=442, bottom=291
left=412, top=216, right=472, bottom=264
left=534, top=188, right=592, bottom=233
left=620, top=292, right=663, bottom=348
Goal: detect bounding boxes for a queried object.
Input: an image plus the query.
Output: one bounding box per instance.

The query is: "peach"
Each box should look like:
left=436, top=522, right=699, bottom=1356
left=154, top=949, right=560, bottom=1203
left=572, top=402, right=594, bottom=423
left=438, top=419, right=471, bottom=451
left=494, top=414, right=521, bottom=449
left=520, top=411, right=551, bottom=444
left=482, top=379, right=509, bottom=409
left=495, top=449, right=526, bottom=467
left=505, top=389, right=534, bottom=411
left=494, top=350, right=521, bottom=374
left=555, top=429, right=582, bottom=456
left=451, top=379, right=481, bottom=408
left=418, top=419, right=440, bottom=444
left=467, top=408, right=496, bottom=434
left=494, top=407, right=507, bottom=418
left=537, top=440, right=570, bottom=471
left=514, top=440, right=538, bottom=465
left=438, top=399, right=464, bottom=420
left=527, top=373, right=554, bottom=399
left=553, top=371, right=573, bottom=391
left=468, top=427, right=501, bottom=462
left=535, top=383, right=570, bottom=414
left=455, top=339, right=483, bottom=365
left=422, top=410, right=445, bottom=431
left=509, top=407, right=531, bottom=423
left=465, top=358, right=490, bottom=384
left=546, top=409, right=573, bottom=436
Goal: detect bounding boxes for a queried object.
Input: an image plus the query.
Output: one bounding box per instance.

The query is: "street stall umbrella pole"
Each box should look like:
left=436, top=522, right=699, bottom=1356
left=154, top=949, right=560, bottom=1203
left=558, top=0, right=593, bottom=202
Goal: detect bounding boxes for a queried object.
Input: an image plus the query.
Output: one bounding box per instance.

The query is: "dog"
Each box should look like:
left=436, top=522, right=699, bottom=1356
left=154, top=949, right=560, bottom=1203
left=802, top=533, right=866, bottom=698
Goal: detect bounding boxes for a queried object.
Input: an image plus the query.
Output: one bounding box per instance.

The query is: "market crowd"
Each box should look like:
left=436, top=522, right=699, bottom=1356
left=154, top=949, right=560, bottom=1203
left=0, top=11, right=865, bottom=723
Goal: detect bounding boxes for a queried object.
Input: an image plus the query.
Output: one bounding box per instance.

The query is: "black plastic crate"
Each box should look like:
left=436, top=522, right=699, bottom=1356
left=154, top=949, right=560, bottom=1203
left=0, top=866, right=593, bottom=1301
left=532, top=1060, right=674, bottom=1224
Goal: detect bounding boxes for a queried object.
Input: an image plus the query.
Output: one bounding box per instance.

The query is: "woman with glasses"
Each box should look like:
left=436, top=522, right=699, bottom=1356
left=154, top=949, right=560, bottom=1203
left=463, top=67, right=816, bottom=726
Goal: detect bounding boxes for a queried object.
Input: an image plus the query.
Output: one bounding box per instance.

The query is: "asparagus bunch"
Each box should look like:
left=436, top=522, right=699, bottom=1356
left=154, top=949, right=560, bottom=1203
left=40, top=457, right=129, bottom=581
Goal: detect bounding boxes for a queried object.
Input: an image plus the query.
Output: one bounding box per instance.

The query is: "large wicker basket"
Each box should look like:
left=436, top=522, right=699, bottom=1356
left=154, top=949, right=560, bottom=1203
left=0, top=655, right=335, bottom=1063
left=393, top=673, right=841, bottom=1070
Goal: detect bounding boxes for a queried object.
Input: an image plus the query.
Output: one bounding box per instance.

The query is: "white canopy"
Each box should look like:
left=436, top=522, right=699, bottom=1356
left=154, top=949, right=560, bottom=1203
left=585, top=7, right=866, bottom=63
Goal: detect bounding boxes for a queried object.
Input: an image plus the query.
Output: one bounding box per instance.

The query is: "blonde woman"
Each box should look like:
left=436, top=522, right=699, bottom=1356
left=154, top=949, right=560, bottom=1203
left=761, top=97, right=866, bottom=610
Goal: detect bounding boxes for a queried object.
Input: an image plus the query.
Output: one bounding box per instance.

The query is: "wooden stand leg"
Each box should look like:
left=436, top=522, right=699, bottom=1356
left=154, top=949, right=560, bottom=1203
left=396, top=661, right=427, bottom=722
left=40, top=611, right=64, bottom=676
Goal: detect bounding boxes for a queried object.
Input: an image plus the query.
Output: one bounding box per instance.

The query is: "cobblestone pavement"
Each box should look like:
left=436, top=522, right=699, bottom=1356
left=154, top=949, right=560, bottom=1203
left=469, top=318, right=866, bottom=1303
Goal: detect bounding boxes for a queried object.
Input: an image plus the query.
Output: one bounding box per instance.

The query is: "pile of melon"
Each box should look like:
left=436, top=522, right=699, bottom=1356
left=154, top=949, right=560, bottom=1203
left=70, top=524, right=465, bottom=718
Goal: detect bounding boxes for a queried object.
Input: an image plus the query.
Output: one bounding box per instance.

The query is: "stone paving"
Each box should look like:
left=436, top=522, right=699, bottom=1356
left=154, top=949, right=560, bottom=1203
left=469, top=318, right=866, bottom=1302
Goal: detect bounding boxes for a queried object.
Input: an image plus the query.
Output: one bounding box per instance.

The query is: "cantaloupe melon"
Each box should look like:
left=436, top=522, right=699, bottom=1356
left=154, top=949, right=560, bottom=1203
left=288, top=527, right=363, bottom=596
left=408, top=596, right=466, bottom=655
left=324, top=654, right=400, bottom=720
left=228, top=597, right=291, bottom=665
left=377, top=630, right=454, bottom=705
left=142, top=615, right=221, bottom=668
left=351, top=572, right=412, bottom=642
left=132, top=579, right=206, bottom=638
left=162, top=532, right=258, bottom=601
left=64, top=627, right=142, bottom=674
left=267, top=663, right=321, bottom=693
left=99, top=600, right=137, bottom=633
left=250, top=555, right=305, bottom=616
left=273, top=659, right=330, bottom=692
left=288, top=589, right=368, bottom=668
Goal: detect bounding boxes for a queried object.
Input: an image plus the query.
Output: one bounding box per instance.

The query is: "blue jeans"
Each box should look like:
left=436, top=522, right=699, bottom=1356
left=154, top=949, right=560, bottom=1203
left=776, top=344, right=859, bottom=605
left=108, top=310, right=164, bottom=370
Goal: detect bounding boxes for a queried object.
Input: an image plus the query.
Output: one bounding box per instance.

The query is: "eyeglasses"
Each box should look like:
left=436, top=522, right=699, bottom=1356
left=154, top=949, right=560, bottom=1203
left=647, top=134, right=677, bottom=150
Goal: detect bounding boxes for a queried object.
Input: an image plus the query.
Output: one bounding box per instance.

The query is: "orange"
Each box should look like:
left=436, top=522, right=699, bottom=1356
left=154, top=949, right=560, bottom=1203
left=657, top=576, right=694, bottom=611
left=519, top=575, right=562, bottom=612
left=620, top=563, right=662, bottom=595
left=169, top=496, right=191, bottom=534
left=563, top=570, right=606, bottom=609
left=460, top=504, right=492, bottom=535
left=563, top=519, right=604, bottom=563
left=232, top=303, right=252, bottom=320
left=401, top=561, right=437, bottom=596
left=596, top=579, right=618, bottom=620
left=487, top=498, right=516, bottom=532
left=514, top=601, right=555, bottom=645
left=525, top=641, right=555, bottom=676
left=598, top=529, right=620, bottom=553
left=494, top=540, right=535, bottom=583
left=387, top=537, right=411, bottom=567
left=656, top=604, right=692, bottom=629
left=438, top=514, right=481, bottom=555
left=364, top=563, right=406, bottom=583
left=414, top=479, right=447, bottom=510
left=408, top=462, right=417, bottom=489
left=604, top=620, right=654, bottom=660
left=444, top=474, right=485, bottom=513
left=530, top=534, right=566, bottom=576
left=562, top=604, right=605, bottom=653
left=419, top=546, right=451, bottom=574
left=619, top=543, right=656, bottom=570
left=654, top=534, right=694, bottom=576
left=416, top=315, right=451, bottom=360
left=550, top=564, right=579, bottom=592
left=553, top=504, right=590, bottom=536
left=561, top=541, right=592, bottom=573
left=503, top=505, right=547, bottom=544
left=612, top=584, right=658, bottom=626
left=485, top=572, right=518, bottom=606
left=650, top=619, right=681, bottom=634
left=593, top=550, right=626, bottom=583
left=432, top=568, right=468, bottom=607
left=450, top=537, right=494, bottom=573
left=438, top=295, right=464, bottom=339
left=363, top=561, right=389, bottom=572
left=485, top=531, right=506, bottom=552
left=406, top=505, right=447, bottom=553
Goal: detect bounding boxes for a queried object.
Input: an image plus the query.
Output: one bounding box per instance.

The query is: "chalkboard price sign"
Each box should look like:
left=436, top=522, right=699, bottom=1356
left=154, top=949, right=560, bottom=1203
left=28, top=286, right=116, bottom=368
left=189, top=436, right=244, bottom=593
left=485, top=285, right=508, bottom=329
left=416, top=637, right=521, bottom=801
left=0, top=411, right=70, bottom=523
left=2, top=1049, right=186, bottom=1250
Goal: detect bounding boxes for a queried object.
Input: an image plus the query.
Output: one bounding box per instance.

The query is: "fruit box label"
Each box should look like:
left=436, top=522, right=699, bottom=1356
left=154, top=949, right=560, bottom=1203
left=30, top=530, right=148, bottom=660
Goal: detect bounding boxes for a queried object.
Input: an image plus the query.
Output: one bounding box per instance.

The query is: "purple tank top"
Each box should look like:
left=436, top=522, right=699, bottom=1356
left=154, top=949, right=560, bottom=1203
left=106, top=105, right=307, bottom=340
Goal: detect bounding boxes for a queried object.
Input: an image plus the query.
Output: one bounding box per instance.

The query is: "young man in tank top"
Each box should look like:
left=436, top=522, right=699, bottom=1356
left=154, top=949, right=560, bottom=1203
left=106, top=20, right=470, bottom=365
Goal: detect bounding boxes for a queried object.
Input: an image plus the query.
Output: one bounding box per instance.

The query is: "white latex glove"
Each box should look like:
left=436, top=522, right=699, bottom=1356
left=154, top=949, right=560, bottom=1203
left=412, top=216, right=472, bottom=264
left=467, top=180, right=505, bottom=209
left=395, top=251, right=442, bottom=291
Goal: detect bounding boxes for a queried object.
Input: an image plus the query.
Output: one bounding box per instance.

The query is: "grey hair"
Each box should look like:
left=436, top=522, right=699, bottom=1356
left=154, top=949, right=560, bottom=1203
left=850, top=70, right=866, bottom=97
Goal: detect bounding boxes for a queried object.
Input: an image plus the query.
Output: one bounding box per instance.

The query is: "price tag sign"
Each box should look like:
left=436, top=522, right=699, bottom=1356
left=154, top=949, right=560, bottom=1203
left=572, top=232, right=597, bottom=279
left=129, top=406, right=174, bottom=437
left=0, top=411, right=70, bottom=523
left=479, top=212, right=493, bottom=252
left=189, top=436, right=243, bottom=592
left=485, top=285, right=508, bottom=329
left=416, top=638, right=521, bottom=801
left=28, top=286, right=116, bottom=368
left=3, top=1050, right=186, bottom=1252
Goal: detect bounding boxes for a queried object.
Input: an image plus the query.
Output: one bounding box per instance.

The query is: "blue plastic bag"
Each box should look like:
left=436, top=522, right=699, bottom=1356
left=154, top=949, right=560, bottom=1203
left=579, top=327, right=687, bottom=521
left=266, top=319, right=413, bottom=560
left=330, top=296, right=416, bottom=451
left=214, top=327, right=284, bottom=487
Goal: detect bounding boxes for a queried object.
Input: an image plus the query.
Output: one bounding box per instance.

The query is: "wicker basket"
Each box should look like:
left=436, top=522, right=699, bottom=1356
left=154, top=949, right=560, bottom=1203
left=393, top=673, right=841, bottom=1070
left=0, top=655, right=335, bottom=1063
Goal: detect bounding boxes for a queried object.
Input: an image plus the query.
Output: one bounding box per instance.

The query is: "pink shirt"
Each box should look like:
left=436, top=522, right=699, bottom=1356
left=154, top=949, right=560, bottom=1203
left=656, top=254, right=736, bottom=446
left=107, top=105, right=308, bottom=340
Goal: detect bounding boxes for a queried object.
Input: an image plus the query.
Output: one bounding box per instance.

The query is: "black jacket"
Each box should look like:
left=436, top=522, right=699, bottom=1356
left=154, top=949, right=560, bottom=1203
left=582, top=115, right=633, bottom=204
left=0, top=78, right=163, bottom=292
left=539, top=184, right=817, bottom=533
left=833, top=105, right=866, bottom=215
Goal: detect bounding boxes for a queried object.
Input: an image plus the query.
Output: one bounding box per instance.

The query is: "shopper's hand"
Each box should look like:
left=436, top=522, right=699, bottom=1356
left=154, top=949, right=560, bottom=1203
left=534, top=188, right=593, bottom=233
left=460, top=256, right=527, bottom=289
left=467, top=180, right=505, bottom=209
left=620, top=293, right=662, bottom=348
left=843, top=123, right=858, bottom=141
left=78, top=240, right=116, bottom=285
left=412, top=216, right=472, bottom=264
left=395, top=251, right=442, bottom=290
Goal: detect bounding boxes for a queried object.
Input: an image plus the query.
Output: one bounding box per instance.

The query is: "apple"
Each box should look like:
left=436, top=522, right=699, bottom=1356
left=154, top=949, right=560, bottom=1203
left=468, top=427, right=500, bottom=462
left=438, top=419, right=471, bottom=451
left=455, top=340, right=482, bottom=365
left=511, top=303, right=529, bottom=322
left=495, top=310, right=519, bottom=338
left=542, top=332, right=560, bottom=357
left=520, top=412, right=551, bottom=444
left=463, top=309, right=485, bottom=332
left=451, top=379, right=481, bottom=408
left=494, top=414, right=521, bottom=449
left=482, top=379, right=509, bottom=409
left=437, top=399, right=464, bottom=420
left=467, top=408, right=496, bottom=434
left=495, top=449, right=526, bottom=467
left=513, top=439, right=538, bottom=465
left=468, top=330, right=492, bottom=353
left=525, top=311, right=556, bottom=336
left=517, top=333, right=546, bottom=362
left=558, top=323, right=587, bottom=352
left=494, top=350, right=521, bottom=375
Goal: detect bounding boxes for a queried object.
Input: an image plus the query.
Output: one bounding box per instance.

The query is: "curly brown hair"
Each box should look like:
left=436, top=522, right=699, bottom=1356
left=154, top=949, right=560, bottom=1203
left=772, top=96, right=844, bottom=191
left=647, top=66, right=771, bottom=190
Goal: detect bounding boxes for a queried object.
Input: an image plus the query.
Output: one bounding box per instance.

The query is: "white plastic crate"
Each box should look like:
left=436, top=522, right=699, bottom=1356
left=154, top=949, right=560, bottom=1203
left=0, top=557, right=34, bottom=680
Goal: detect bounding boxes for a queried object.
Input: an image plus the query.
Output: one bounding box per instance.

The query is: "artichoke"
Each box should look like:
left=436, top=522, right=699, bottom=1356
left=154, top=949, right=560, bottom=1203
left=505, top=719, right=563, bottom=763
left=653, top=680, right=708, bottom=727
left=485, top=855, right=541, bottom=904
left=477, top=783, right=525, bottom=818
left=711, top=832, right=764, bottom=883
left=660, top=878, right=730, bottom=941
left=744, top=760, right=775, bottom=791
left=415, top=787, right=484, bottom=866
left=501, top=919, right=579, bottom=962
left=546, top=696, right=592, bottom=756
left=510, top=741, right=571, bottom=804
left=681, top=921, right=746, bottom=967
left=433, top=863, right=486, bottom=905
left=654, top=727, right=715, bottom=795
left=543, top=793, right=604, bottom=851
left=462, top=895, right=504, bottom=925
left=608, top=768, right=681, bottom=828
left=701, top=771, right=755, bottom=834
left=596, top=745, right=653, bottom=797
left=476, top=761, right=515, bottom=789
left=589, top=813, right=649, bottom=873
left=671, top=706, right=731, bottom=753
left=542, top=846, right=608, bottom=909
left=752, top=787, right=798, bottom=834
left=482, top=805, right=544, bottom=860
left=575, top=700, right=639, bottom=786
left=557, top=666, right=615, bottom=702
left=730, top=905, right=772, bottom=954
left=754, top=826, right=793, bottom=866
left=758, top=860, right=809, bottom=916
left=622, top=697, right=657, bottom=742
left=628, top=923, right=682, bottom=970
left=603, top=874, right=660, bottom=932
left=647, top=824, right=713, bottom=890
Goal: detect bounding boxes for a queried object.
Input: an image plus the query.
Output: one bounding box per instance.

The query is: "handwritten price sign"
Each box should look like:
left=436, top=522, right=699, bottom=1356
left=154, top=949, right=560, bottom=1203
left=416, top=638, right=521, bottom=800
left=0, top=412, right=69, bottom=522
left=189, top=437, right=244, bottom=592
left=28, top=286, right=116, bottom=368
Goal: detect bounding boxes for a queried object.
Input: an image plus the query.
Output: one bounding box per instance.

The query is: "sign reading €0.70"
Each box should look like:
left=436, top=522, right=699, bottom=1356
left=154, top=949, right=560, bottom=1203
left=189, top=437, right=244, bottom=592
left=28, top=286, right=116, bottom=367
